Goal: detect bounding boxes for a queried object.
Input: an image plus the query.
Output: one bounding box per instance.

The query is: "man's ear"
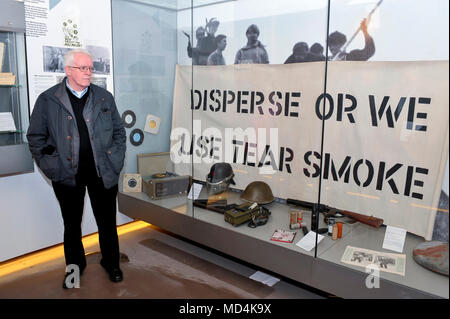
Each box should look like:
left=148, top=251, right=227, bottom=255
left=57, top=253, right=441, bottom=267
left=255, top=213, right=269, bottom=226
left=65, top=66, right=71, bottom=76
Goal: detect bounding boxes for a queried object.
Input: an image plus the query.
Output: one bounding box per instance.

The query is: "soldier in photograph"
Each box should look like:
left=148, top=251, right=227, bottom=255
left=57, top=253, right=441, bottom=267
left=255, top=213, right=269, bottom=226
left=328, top=18, right=375, bottom=61
left=284, top=42, right=309, bottom=64
left=201, top=18, right=220, bottom=64
left=185, top=26, right=206, bottom=65
left=306, top=43, right=326, bottom=62
left=185, top=18, right=220, bottom=65
left=235, top=24, right=269, bottom=64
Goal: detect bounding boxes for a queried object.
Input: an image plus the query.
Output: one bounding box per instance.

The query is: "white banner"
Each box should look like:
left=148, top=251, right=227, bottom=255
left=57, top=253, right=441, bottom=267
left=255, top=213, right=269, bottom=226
left=25, top=0, right=114, bottom=110
left=171, top=61, right=449, bottom=240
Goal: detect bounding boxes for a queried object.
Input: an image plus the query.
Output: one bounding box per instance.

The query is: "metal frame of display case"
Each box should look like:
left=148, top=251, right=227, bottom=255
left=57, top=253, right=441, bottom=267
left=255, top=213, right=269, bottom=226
left=0, top=0, right=33, bottom=177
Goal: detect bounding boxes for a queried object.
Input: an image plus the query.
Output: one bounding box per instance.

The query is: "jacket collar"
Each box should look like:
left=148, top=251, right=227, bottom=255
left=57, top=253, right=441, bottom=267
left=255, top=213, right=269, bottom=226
left=55, top=77, right=75, bottom=117
left=54, top=77, right=105, bottom=115
left=65, top=79, right=89, bottom=98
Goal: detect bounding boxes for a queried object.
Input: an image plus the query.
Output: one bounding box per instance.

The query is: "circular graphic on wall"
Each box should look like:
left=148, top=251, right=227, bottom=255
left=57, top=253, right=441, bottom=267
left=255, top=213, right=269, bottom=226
left=130, top=129, right=144, bottom=146
left=128, top=178, right=138, bottom=188
left=121, top=110, right=136, bottom=128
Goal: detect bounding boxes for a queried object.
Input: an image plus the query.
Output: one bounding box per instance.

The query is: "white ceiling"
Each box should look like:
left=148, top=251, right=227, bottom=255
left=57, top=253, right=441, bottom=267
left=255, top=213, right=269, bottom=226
left=123, top=0, right=236, bottom=11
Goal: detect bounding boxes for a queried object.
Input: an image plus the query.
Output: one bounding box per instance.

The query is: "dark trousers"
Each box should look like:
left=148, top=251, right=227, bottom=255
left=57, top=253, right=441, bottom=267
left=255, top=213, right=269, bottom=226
left=52, top=174, right=120, bottom=271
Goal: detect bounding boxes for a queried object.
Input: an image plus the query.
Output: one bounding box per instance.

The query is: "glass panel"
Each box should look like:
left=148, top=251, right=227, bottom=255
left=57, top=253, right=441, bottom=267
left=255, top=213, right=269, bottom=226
left=112, top=0, right=193, bottom=215
left=179, top=0, right=328, bottom=256
left=317, top=0, right=449, bottom=298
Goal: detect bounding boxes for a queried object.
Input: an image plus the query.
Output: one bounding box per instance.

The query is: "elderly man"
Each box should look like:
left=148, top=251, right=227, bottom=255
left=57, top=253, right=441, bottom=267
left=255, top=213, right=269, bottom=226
left=27, top=49, right=126, bottom=288
left=235, top=24, right=269, bottom=64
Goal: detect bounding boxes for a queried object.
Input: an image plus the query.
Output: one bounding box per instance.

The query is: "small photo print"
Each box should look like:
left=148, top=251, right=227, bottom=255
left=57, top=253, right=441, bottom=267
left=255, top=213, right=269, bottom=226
left=350, top=251, right=374, bottom=264
left=86, top=45, right=111, bottom=75
left=90, top=77, right=107, bottom=89
left=56, top=75, right=107, bottom=90
left=341, top=246, right=406, bottom=276
left=43, top=46, right=71, bottom=73
left=374, top=255, right=396, bottom=270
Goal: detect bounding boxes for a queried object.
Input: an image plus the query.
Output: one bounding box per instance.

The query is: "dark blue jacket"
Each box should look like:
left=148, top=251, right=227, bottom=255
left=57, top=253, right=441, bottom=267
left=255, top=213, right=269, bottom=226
left=27, top=79, right=126, bottom=189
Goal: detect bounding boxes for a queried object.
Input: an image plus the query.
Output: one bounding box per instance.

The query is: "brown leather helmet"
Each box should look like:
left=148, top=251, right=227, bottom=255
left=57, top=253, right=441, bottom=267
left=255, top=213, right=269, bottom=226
left=240, top=181, right=275, bottom=204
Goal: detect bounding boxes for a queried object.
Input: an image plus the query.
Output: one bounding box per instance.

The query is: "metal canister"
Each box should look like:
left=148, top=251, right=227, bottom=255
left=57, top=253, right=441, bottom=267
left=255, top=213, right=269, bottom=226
left=290, top=210, right=298, bottom=225
left=328, top=216, right=335, bottom=236
left=332, top=223, right=338, bottom=240
left=337, top=222, right=343, bottom=238
left=297, top=211, right=303, bottom=224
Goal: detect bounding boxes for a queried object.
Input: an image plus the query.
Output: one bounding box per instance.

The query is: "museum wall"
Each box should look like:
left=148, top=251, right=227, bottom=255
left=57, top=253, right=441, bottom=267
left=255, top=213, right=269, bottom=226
left=0, top=0, right=133, bottom=263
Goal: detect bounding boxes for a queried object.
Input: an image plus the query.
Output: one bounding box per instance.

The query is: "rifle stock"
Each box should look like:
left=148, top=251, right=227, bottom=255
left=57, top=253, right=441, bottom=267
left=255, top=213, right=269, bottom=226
left=337, top=210, right=384, bottom=228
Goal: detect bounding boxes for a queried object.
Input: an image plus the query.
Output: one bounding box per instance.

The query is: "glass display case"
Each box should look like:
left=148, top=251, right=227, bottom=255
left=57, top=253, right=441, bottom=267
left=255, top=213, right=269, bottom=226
left=115, top=0, right=449, bottom=298
left=0, top=0, right=33, bottom=176
left=314, top=0, right=449, bottom=298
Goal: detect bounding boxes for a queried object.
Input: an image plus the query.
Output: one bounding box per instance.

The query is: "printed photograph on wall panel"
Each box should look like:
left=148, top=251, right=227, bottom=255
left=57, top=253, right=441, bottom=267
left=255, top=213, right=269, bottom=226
left=316, top=0, right=449, bottom=297
left=25, top=0, right=115, bottom=110
left=172, top=0, right=330, bottom=233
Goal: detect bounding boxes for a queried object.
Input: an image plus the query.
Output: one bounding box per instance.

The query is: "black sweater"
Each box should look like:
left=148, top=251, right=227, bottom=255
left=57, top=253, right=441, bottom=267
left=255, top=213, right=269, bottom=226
left=66, top=87, right=96, bottom=183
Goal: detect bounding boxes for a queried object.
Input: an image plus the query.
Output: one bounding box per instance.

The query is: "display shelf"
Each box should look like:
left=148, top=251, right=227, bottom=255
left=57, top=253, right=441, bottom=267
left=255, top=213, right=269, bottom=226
left=0, top=131, right=24, bottom=146
left=0, top=84, right=22, bottom=88
left=118, top=185, right=448, bottom=299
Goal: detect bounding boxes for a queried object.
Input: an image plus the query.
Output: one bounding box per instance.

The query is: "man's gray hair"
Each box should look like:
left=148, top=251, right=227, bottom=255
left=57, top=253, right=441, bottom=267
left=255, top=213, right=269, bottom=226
left=64, top=49, right=92, bottom=67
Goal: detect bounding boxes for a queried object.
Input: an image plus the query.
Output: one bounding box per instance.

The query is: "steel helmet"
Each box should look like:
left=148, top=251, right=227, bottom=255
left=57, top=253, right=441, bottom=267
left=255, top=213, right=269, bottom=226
left=240, top=181, right=275, bottom=205
left=206, top=162, right=236, bottom=194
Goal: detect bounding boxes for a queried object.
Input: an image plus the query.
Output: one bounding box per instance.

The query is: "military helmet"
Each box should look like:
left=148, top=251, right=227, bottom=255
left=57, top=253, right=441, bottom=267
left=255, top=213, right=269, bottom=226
left=240, top=181, right=275, bottom=205
left=206, top=162, right=236, bottom=194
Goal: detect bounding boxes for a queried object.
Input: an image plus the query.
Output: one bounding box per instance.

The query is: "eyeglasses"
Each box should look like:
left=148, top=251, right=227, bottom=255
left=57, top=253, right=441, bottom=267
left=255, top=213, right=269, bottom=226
left=69, top=66, right=95, bottom=72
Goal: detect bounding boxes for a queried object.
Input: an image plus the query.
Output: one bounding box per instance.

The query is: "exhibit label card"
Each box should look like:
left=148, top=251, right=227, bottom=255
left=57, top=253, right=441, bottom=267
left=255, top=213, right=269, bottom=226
left=295, top=231, right=324, bottom=252
left=187, top=183, right=202, bottom=200
left=382, top=226, right=407, bottom=253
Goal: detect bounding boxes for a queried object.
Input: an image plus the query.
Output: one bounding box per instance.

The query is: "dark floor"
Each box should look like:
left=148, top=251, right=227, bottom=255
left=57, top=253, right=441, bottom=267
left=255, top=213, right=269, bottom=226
left=0, top=223, right=325, bottom=299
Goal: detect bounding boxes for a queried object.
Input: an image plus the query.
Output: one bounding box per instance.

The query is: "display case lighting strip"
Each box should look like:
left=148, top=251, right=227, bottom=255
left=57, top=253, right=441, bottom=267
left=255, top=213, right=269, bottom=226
left=0, top=221, right=151, bottom=278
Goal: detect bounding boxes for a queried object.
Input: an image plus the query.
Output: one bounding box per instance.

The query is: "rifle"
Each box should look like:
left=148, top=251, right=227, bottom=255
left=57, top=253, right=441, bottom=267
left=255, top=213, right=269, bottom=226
left=286, top=198, right=384, bottom=229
